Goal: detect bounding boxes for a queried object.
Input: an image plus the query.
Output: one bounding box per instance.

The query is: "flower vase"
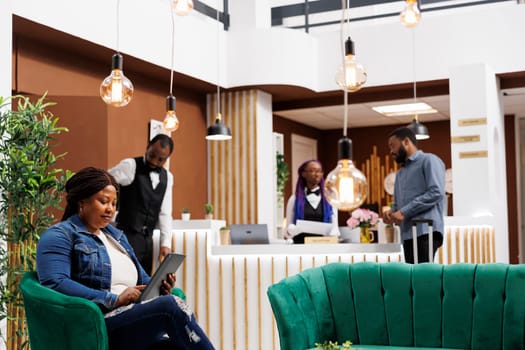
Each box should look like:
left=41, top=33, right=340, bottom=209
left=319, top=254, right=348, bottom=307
left=360, top=226, right=374, bottom=243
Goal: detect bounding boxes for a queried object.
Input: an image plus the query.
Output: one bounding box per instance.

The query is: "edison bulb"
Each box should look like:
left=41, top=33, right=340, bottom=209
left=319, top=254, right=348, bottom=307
left=324, top=159, right=368, bottom=211
left=163, top=110, right=179, bottom=132
left=100, top=53, right=133, bottom=107
left=172, top=0, right=193, bottom=16
left=400, top=0, right=421, bottom=28
left=335, top=55, right=367, bottom=92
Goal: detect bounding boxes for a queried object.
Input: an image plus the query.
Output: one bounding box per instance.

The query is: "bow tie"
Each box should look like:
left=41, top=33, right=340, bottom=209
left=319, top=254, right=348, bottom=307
left=306, top=188, right=320, bottom=196
left=149, top=167, right=162, bottom=174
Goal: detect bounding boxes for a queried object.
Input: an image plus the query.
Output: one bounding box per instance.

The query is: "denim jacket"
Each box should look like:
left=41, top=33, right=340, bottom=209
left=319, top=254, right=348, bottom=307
left=36, top=214, right=151, bottom=312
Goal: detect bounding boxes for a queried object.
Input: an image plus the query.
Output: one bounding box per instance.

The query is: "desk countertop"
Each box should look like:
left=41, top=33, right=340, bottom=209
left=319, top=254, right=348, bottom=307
left=211, top=242, right=401, bottom=256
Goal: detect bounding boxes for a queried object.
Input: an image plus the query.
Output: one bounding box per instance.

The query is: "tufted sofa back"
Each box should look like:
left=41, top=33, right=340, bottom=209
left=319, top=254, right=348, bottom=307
left=267, top=262, right=525, bottom=350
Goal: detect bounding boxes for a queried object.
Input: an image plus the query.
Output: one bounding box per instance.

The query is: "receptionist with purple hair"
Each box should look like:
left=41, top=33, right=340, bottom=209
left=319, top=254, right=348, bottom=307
left=285, top=160, right=339, bottom=239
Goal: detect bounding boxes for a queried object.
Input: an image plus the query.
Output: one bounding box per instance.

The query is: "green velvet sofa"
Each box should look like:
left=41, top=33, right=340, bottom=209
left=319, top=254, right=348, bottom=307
left=267, top=262, right=525, bottom=350
left=20, top=271, right=186, bottom=350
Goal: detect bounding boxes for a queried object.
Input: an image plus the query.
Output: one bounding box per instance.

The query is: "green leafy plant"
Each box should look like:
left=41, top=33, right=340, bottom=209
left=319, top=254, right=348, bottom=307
left=204, top=203, right=213, bottom=214
left=276, top=153, right=290, bottom=206
left=182, top=207, right=190, bottom=214
left=0, top=94, right=70, bottom=349
left=315, top=340, right=352, bottom=349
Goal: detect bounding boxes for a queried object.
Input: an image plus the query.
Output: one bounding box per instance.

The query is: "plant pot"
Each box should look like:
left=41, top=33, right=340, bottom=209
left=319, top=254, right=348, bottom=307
left=219, top=229, right=231, bottom=245
left=385, top=225, right=395, bottom=243
left=360, top=226, right=375, bottom=243
left=205, top=213, right=213, bottom=220
left=181, top=213, right=190, bottom=221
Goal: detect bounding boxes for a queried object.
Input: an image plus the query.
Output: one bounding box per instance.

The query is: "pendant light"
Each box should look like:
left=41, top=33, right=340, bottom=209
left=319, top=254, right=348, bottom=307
left=406, top=27, right=429, bottom=140
left=325, top=0, right=368, bottom=212
left=400, top=0, right=421, bottom=28
left=335, top=37, right=367, bottom=92
left=206, top=0, right=232, bottom=141
left=172, top=0, right=193, bottom=16
left=100, top=0, right=134, bottom=107
left=163, top=6, right=180, bottom=132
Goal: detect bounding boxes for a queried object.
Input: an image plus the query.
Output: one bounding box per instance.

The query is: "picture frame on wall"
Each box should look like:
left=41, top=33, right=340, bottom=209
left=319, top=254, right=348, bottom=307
left=149, top=119, right=170, bottom=141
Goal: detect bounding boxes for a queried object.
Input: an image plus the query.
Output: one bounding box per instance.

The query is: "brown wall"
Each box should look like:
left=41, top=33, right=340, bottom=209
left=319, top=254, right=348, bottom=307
left=13, top=32, right=209, bottom=221
left=275, top=117, right=453, bottom=224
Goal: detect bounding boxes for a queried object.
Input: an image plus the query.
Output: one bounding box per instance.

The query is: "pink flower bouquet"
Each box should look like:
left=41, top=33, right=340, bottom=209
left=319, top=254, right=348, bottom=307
left=347, top=208, right=379, bottom=229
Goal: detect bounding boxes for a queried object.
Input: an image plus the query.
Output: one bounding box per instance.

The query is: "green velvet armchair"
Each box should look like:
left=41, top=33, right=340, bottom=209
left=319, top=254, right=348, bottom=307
left=20, top=271, right=108, bottom=350
left=20, top=271, right=187, bottom=350
left=267, top=262, right=525, bottom=350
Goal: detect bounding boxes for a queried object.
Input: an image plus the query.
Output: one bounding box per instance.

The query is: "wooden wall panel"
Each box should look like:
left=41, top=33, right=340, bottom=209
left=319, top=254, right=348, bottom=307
left=208, top=90, right=259, bottom=226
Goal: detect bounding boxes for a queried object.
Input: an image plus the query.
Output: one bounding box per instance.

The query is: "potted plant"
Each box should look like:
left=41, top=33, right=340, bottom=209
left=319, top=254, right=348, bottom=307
left=204, top=203, right=213, bottom=219
left=0, top=94, right=70, bottom=349
left=276, top=153, right=290, bottom=207
left=219, top=226, right=230, bottom=245
left=181, top=208, right=190, bottom=221
left=384, top=201, right=395, bottom=243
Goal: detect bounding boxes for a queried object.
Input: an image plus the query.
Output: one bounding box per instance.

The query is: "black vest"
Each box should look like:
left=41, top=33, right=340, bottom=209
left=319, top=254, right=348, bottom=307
left=116, top=157, right=168, bottom=234
left=303, top=198, right=324, bottom=222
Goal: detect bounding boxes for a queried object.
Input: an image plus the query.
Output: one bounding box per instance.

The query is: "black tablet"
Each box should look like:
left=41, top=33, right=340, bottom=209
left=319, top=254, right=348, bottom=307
left=138, top=253, right=185, bottom=302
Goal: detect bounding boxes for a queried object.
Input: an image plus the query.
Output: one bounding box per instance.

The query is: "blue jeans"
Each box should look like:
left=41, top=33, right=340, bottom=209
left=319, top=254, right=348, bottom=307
left=104, top=295, right=215, bottom=350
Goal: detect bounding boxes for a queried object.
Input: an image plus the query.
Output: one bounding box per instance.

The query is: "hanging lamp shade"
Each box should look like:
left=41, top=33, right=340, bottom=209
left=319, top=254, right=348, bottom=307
left=206, top=113, right=232, bottom=140
left=335, top=37, right=367, bottom=92
left=100, top=53, right=134, bottom=107
left=407, top=115, right=429, bottom=140
left=163, top=95, right=179, bottom=132
left=324, top=137, right=368, bottom=211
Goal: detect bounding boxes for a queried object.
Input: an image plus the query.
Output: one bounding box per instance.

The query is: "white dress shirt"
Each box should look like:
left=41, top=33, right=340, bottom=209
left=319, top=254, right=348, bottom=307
left=108, top=158, right=174, bottom=249
left=285, top=187, right=339, bottom=238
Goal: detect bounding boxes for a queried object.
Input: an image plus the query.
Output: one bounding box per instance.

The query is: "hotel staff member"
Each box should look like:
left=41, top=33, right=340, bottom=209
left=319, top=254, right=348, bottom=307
left=285, top=160, right=338, bottom=240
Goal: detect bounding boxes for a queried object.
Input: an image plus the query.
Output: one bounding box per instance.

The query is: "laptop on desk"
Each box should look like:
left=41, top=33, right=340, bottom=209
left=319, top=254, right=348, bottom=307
left=230, top=224, right=269, bottom=245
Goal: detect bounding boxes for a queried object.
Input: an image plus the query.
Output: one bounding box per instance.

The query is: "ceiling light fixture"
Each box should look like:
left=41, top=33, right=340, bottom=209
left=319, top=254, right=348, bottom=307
left=372, top=102, right=437, bottom=117
left=100, top=0, right=134, bottom=107
left=325, top=0, right=368, bottom=212
left=400, top=0, right=421, bottom=28
left=335, top=36, right=367, bottom=92
left=163, top=6, right=180, bottom=132
left=172, top=0, right=193, bottom=16
left=406, top=26, right=429, bottom=140
left=206, top=0, right=232, bottom=141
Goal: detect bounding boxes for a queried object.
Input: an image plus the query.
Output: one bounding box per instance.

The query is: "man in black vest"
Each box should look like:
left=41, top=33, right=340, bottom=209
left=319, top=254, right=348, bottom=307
left=108, top=134, right=174, bottom=274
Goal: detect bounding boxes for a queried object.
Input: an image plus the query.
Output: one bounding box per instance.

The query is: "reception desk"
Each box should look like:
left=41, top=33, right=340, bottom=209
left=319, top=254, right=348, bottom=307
left=153, top=219, right=495, bottom=350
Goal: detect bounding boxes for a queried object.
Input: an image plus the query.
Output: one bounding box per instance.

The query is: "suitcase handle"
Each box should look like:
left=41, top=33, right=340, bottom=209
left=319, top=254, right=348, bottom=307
left=410, top=218, right=433, bottom=264
left=411, top=218, right=433, bottom=226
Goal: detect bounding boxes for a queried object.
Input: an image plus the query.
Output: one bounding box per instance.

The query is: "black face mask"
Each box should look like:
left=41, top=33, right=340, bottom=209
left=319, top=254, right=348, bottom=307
left=395, top=144, right=408, bottom=164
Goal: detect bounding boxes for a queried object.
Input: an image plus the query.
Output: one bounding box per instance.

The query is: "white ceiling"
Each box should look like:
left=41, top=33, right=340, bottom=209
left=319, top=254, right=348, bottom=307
left=274, top=87, right=525, bottom=130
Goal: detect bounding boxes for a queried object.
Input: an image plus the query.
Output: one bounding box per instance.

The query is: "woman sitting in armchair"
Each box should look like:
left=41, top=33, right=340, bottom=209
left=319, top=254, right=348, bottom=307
left=36, top=167, right=215, bottom=350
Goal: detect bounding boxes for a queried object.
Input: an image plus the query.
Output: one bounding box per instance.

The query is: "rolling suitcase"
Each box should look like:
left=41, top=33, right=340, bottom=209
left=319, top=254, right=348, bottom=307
left=411, top=218, right=433, bottom=264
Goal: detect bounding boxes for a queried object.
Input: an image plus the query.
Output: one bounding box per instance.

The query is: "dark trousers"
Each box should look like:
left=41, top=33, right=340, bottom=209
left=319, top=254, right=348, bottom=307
left=125, top=229, right=153, bottom=275
left=105, top=295, right=215, bottom=350
left=402, top=232, right=443, bottom=264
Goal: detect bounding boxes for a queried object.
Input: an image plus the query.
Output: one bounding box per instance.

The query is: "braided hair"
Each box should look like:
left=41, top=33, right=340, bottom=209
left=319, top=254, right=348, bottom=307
left=293, top=160, right=333, bottom=223
left=62, top=167, right=119, bottom=221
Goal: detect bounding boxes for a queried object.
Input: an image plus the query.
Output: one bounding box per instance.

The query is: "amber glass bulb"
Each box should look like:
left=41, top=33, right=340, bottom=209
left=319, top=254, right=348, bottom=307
left=335, top=37, right=367, bottom=92
left=172, top=0, right=193, bottom=16
left=335, top=54, right=367, bottom=92
left=163, top=95, right=179, bottom=132
left=324, top=138, right=368, bottom=211
left=400, top=0, right=421, bottom=28
left=100, top=53, right=133, bottom=107
left=163, top=110, right=179, bottom=132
